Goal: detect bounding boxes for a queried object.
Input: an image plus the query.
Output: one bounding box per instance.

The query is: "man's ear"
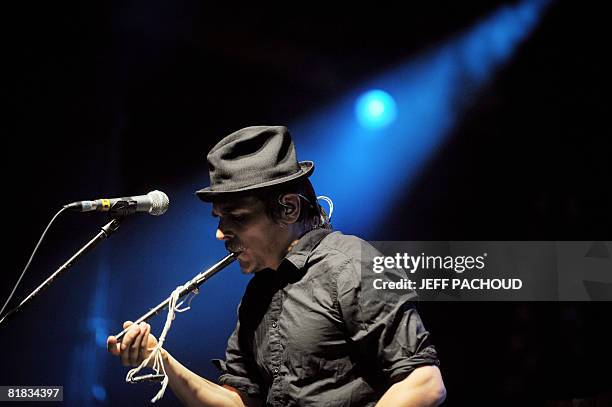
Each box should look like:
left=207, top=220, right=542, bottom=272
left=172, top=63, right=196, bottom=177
left=278, top=194, right=301, bottom=224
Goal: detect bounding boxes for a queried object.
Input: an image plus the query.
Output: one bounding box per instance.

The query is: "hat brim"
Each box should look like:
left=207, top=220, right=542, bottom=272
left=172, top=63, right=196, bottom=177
left=195, top=161, right=314, bottom=202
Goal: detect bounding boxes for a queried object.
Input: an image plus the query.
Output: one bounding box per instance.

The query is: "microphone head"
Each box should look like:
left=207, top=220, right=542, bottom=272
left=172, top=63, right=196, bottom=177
left=147, top=190, right=169, bottom=216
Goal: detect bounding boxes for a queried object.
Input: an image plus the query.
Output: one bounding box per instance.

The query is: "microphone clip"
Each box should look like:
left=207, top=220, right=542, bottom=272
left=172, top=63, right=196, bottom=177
left=108, top=199, right=138, bottom=219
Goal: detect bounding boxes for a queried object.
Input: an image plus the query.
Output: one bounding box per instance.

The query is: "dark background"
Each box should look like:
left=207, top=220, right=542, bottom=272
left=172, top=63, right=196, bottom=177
left=4, top=1, right=611, bottom=406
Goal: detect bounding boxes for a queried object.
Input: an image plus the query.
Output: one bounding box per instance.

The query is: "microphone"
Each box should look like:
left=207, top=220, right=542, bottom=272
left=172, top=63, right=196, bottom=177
left=65, top=190, right=169, bottom=216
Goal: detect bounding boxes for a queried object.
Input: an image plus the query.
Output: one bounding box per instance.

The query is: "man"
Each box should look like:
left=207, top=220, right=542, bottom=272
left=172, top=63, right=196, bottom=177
left=107, top=126, right=446, bottom=406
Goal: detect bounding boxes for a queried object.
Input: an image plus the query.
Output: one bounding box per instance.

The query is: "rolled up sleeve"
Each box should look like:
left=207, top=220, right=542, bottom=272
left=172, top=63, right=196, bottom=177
left=336, top=253, right=440, bottom=384
left=211, top=311, right=262, bottom=397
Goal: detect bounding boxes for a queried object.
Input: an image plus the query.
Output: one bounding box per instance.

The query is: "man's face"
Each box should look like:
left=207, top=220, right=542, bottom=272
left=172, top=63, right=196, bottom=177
left=212, top=196, right=290, bottom=274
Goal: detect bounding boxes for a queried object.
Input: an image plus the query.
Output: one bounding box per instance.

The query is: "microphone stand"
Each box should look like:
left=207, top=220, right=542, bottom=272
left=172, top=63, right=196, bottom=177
left=0, top=217, right=123, bottom=326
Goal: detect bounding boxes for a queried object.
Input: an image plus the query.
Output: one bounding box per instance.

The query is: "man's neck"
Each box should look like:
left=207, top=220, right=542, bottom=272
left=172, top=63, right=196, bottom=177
left=287, top=224, right=316, bottom=253
left=269, top=225, right=313, bottom=271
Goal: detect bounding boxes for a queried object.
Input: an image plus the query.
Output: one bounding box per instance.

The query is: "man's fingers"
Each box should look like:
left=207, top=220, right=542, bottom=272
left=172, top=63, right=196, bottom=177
left=141, top=323, right=151, bottom=359
left=109, top=321, right=154, bottom=367
left=120, top=324, right=140, bottom=366
left=107, top=336, right=120, bottom=356
left=129, top=323, right=146, bottom=365
left=121, top=323, right=140, bottom=350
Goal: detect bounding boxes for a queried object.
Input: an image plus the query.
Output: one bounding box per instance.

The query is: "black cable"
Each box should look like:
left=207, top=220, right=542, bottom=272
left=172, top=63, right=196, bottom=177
left=0, top=206, right=68, bottom=318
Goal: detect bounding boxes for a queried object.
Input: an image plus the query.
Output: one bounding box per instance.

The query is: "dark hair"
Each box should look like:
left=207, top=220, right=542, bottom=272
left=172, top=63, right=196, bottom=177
left=254, top=178, right=331, bottom=230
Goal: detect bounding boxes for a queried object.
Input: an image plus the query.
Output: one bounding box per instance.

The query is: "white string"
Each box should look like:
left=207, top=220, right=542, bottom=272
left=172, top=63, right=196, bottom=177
left=125, top=284, right=194, bottom=403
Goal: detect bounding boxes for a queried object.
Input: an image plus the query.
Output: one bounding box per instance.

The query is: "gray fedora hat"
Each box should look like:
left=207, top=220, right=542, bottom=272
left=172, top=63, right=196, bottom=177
left=195, top=126, right=314, bottom=202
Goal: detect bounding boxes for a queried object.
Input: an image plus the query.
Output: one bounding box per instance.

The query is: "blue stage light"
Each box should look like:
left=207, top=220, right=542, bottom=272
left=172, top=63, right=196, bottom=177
left=91, top=384, right=107, bottom=402
left=355, top=89, right=397, bottom=129
left=291, top=0, right=551, bottom=237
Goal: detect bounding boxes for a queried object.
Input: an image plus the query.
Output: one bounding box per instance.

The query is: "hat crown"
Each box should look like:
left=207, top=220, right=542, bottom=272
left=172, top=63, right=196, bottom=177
left=196, top=126, right=314, bottom=201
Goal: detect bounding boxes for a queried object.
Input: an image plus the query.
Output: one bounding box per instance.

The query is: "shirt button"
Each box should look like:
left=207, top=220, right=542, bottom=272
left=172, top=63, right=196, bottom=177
left=271, top=321, right=278, bottom=328
left=273, top=368, right=279, bottom=374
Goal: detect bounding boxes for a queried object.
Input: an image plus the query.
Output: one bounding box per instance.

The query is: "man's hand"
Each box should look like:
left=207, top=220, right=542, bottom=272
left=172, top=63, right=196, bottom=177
left=105, top=321, right=250, bottom=407
left=107, top=321, right=158, bottom=368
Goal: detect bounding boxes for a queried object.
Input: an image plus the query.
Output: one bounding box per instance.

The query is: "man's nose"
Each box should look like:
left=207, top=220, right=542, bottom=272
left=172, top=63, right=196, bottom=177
left=216, top=220, right=234, bottom=240
left=216, top=228, right=227, bottom=240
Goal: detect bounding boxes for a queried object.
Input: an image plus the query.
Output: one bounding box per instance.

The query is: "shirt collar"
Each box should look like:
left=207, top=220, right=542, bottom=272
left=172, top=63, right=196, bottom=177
left=283, top=228, right=333, bottom=270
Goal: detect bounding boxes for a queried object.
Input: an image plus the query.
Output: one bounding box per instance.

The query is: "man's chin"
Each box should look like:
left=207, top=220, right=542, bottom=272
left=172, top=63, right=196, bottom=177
left=239, top=266, right=255, bottom=275
left=238, top=259, right=259, bottom=274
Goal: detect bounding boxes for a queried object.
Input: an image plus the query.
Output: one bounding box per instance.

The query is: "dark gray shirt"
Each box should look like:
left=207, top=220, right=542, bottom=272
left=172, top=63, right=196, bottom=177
left=213, top=228, right=439, bottom=406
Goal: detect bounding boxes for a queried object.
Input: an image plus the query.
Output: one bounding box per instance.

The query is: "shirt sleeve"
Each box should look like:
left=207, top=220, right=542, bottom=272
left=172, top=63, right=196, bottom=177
left=211, top=305, right=262, bottom=398
left=336, top=248, right=440, bottom=385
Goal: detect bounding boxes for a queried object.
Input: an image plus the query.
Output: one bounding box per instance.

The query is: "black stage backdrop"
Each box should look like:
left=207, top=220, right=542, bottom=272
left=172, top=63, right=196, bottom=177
left=4, top=1, right=611, bottom=406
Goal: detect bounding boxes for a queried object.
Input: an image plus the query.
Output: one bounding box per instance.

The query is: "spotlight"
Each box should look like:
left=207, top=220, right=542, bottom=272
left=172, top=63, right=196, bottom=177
left=355, top=89, right=397, bottom=129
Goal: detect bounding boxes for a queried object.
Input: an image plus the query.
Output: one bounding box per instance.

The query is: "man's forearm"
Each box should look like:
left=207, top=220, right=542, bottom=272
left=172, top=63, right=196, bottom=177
left=162, top=350, right=244, bottom=407
left=376, top=365, right=446, bottom=407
